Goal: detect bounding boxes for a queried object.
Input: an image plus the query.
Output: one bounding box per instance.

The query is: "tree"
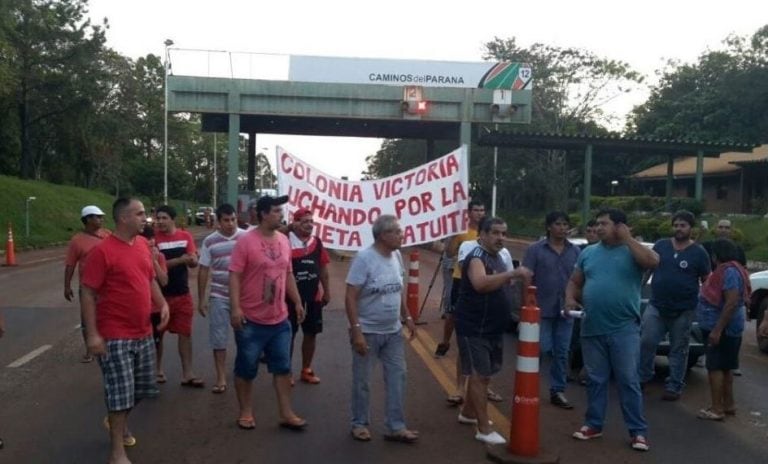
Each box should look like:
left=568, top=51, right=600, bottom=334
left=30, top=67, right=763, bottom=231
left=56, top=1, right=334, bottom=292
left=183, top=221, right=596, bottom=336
left=628, top=25, right=768, bottom=143
left=5, top=0, right=108, bottom=178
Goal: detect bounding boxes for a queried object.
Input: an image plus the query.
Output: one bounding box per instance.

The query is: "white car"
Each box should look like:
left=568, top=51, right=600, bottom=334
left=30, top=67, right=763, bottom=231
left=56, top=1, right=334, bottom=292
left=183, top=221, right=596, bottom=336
left=748, top=270, right=768, bottom=353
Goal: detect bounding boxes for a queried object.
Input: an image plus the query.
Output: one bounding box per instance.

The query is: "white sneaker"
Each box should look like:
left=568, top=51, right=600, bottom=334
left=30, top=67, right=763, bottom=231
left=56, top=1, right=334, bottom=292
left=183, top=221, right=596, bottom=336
left=475, top=430, right=506, bottom=445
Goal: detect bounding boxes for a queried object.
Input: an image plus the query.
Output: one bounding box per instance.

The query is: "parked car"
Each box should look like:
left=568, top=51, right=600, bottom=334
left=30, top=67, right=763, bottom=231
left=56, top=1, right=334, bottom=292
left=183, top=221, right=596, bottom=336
left=748, top=270, right=768, bottom=354
left=195, top=206, right=214, bottom=225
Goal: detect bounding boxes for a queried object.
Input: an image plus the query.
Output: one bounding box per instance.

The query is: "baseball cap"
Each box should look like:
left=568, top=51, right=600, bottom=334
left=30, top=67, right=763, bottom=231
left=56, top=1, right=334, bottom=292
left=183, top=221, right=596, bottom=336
left=254, top=195, right=289, bottom=214
left=293, top=207, right=313, bottom=221
left=81, top=205, right=105, bottom=218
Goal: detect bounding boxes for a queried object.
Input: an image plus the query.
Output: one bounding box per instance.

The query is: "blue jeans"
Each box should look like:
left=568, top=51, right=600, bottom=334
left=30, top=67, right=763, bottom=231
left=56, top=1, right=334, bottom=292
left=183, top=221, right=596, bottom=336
left=638, top=304, right=693, bottom=394
left=351, top=332, right=407, bottom=433
left=234, top=319, right=292, bottom=380
left=540, top=316, right=574, bottom=394
left=582, top=323, right=647, bottom=437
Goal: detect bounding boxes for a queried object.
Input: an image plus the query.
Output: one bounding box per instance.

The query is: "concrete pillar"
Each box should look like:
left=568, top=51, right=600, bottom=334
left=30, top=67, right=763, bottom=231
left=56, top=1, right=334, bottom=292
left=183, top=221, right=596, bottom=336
left=582, top=144, right=593, bottom=225
left=695, top=149, right=704, bottom=202
left=666, top=156, right=674, bottom=212
left=227, top=113, right=240, bottom=207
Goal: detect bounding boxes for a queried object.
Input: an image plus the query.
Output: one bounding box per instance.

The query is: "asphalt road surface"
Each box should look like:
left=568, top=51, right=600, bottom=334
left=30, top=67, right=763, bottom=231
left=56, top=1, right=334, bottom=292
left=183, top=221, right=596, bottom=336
left=1, top=231, right=767, bottom=463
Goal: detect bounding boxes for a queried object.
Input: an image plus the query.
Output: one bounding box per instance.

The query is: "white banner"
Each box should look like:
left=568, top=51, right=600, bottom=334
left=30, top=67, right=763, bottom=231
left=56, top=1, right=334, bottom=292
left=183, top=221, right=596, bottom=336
left=277, top=146, right=470, bottom=250
left=289, top=55, right=532, bottom=90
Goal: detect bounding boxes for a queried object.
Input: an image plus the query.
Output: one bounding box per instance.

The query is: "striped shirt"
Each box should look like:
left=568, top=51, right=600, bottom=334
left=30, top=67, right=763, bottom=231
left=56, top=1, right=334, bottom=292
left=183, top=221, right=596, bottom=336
left=199, top=229, right=246, bottom=299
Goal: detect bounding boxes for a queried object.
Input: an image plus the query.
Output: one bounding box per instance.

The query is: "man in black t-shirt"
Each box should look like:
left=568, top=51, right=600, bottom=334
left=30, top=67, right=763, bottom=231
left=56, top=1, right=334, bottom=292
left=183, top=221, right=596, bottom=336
left=454, top=217, right=531, bottom=445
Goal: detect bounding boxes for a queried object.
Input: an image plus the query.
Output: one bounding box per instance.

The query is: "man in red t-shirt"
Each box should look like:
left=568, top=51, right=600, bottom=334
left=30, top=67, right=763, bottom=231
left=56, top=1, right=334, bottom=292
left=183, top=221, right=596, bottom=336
left=283, top=207, right=331, bottom=384
left=229, top=195, right=306, bottom=431
left=81, top=198, right=169, bottom=464
left=154, top=205, right=203, bottom=387
left=64, top=204, right=111, bottom=363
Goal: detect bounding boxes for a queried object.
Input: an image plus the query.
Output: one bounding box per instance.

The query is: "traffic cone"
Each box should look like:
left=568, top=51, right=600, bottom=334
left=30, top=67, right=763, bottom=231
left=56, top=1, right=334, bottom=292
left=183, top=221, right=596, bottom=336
left=487, top=286, right=558, bottom=464
left=406, top=250, right=420, bottom=321
left=4, top=222, right=17, bottom=267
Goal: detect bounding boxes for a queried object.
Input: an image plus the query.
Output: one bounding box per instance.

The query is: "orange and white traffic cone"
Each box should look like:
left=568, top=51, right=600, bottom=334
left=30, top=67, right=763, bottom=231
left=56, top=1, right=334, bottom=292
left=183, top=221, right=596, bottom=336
left=487, top=286, right=558, bottom=463
left=406, top=250, right=420, bottom=321
left=4, top=222, right=17, bottom=267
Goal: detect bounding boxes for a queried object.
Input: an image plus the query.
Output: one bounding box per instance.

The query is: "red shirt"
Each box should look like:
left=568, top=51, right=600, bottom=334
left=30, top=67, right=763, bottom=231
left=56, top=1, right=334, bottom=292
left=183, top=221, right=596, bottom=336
left=82, top=235, right=154, bottom=340
left=229, top=231, right=292, bottom=325
left=65, top=229, right=111, bottom=280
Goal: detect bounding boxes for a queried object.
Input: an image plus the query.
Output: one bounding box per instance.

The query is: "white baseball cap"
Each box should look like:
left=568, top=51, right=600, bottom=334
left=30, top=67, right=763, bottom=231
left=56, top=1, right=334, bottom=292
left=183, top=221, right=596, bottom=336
left=81, top=205, right=105, bottom=218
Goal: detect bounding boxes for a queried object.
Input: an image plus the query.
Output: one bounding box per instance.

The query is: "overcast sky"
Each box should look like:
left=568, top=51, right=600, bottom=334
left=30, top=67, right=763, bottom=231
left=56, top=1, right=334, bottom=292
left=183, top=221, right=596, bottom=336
left=87, top=0, right=767, bottom=179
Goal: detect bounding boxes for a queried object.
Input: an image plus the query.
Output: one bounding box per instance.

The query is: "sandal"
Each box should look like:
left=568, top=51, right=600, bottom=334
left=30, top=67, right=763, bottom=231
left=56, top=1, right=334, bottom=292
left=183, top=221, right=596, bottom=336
left=102, top=416, right=138, bottom=446
left=156, top=372, right=167, bottom=384
left=351, top=426, right=372, bottom=442
left=697, top=408, right=725, bottom=421
left=211, top=384, right=227, bottom=394
left=237, top=417, right=256, bottom=430
left=180, top=377, right=205, bottom=388
left=384, top=429, right=419, bottom=444
left=487, top=390, right=503, bottom=402
left=446, top=394, right=464, bottom=406
left=279, top=417, right=308, bottom=431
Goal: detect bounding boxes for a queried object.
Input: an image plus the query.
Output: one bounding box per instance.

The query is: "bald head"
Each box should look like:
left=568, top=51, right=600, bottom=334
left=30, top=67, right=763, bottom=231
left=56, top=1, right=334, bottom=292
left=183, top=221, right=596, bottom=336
left=716, top=219, right=733, bottom=238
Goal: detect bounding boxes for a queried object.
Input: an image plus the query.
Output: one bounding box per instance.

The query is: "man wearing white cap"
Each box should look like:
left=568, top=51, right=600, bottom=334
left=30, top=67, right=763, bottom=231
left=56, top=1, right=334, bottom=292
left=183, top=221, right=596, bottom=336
left=64, top=205, right=111, bottom=362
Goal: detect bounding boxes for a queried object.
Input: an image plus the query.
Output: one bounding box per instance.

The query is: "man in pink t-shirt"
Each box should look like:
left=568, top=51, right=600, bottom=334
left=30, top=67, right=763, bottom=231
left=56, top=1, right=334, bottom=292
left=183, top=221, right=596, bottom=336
left=81, top=198, right=169, bottom=464
left=64, top=204, right=111, bottom=362
left=229, top=195, right=306, bottom=431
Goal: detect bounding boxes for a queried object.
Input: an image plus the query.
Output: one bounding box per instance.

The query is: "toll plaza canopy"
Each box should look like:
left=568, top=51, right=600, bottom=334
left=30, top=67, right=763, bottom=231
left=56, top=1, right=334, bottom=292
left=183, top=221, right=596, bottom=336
left=166, top=50, right=534, bottom=205
left=477, top=130, right=760, bottom=222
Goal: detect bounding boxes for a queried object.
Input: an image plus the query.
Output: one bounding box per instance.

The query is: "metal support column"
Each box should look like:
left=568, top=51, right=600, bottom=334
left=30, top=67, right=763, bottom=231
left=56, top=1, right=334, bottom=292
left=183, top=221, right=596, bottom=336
left=460, top=121, right=472, bottom=172
left=247, top=133, right=256, bottom=192
left=666, top=155, right=674, bottom=212
left=227, top=113, right=240, bottom=207
left=695, top=149, right=704, bottom=203
left=582, top=144, right=593, bottom=226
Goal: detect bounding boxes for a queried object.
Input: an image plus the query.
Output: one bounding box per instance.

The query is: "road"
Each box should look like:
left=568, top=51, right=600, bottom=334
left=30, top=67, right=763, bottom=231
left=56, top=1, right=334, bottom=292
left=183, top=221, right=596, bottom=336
left=1, top=230, right=767, bottom=463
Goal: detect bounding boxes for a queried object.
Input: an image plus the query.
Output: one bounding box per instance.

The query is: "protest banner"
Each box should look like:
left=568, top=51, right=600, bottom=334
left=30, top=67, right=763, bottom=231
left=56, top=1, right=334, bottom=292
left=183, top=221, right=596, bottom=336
left=277, top=146, right=469, bottom=250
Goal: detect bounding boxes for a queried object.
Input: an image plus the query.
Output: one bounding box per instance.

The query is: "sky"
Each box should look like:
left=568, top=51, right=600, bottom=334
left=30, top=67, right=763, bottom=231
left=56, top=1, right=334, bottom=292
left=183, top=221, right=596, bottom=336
left=87, top=0, right=767, bottom=180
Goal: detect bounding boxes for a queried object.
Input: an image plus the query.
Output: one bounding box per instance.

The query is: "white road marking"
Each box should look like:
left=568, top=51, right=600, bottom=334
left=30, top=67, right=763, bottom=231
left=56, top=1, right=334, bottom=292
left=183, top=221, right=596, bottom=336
left=7, top=344, right=53, bottom=368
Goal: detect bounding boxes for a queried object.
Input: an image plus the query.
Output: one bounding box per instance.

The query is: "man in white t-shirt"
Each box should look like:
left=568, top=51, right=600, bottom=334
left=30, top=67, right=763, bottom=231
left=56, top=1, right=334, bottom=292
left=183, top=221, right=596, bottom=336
left=197, top=203, right=246, bottom=393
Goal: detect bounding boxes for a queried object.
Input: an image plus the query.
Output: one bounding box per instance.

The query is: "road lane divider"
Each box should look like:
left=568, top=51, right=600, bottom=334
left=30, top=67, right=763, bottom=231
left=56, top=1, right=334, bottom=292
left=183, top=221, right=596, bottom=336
left=7, top=344, right=53, bottom=368
left=407, top=329, right=510, bottom=439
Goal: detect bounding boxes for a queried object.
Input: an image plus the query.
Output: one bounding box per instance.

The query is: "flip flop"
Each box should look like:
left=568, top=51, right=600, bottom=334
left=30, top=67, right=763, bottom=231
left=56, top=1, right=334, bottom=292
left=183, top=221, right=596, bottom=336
left=697, top=408, right=725, bottom=421
left=487, top=390, right=503, bottom=402
left=446, top=395, right=464, bottom=406
left=237, top=417, right=256, bottom=430
left=211, top=384, right=227, bottom=394
left=156, top=372, right=167, bottom=384
left=351, top=427, right=371, bottom=442
left=279, top=417, right=308, bottom=431
left=180, top=378, right=205, bottom=388
left=383, top=429, right=419, bottom=444
left=103, top=416, right=138, bottom=446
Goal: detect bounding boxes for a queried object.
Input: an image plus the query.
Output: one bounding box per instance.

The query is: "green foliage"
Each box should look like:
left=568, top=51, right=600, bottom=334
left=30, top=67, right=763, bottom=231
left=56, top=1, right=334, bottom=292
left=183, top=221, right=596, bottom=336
left=628, top=26, right=768, bottom=143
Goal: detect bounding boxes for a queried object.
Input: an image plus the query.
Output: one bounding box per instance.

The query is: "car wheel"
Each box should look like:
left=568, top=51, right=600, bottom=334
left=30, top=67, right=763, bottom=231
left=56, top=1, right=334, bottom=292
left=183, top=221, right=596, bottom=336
left=757, top=298, right=768, bottom=354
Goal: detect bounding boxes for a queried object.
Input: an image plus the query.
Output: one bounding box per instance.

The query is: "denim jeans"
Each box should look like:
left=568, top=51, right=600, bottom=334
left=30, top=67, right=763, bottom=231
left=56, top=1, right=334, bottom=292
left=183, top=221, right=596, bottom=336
left=638, top=304, right=693, bottom=394
left=540, top=316, right=574, bottom=394
left=582, top=323, right=647, bottom=437
left=351, top=332, right=407, bottom=433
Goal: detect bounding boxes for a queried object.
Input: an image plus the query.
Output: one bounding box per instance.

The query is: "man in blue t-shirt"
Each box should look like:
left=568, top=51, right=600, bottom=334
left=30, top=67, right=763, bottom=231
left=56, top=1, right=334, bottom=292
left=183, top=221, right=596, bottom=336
left=565, top=208, right=659, bottom=452
left=638, top=211, right=710, bottom=400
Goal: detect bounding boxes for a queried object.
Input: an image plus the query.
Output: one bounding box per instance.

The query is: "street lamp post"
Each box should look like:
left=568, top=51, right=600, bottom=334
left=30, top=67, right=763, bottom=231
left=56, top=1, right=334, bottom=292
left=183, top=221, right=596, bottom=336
left=25, top=196, right=36, bottom=238
left=163, top=38, right=174, bottom=204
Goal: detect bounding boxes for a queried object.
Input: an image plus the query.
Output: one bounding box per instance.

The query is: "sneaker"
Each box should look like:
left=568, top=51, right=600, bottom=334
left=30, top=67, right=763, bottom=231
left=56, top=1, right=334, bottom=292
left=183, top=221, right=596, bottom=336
left=661, top=390, right=680, bottom=401
left=434, top=342, right=450, bottom=358
left=551, top=392, right=574, bottom=409
left=475, top=430, right=506, bottom=445
left=572, top=425, right=602, bottom=440
left=631, top=435, right=650, bottom=451
left=300, top=368, right=321, bottom=384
